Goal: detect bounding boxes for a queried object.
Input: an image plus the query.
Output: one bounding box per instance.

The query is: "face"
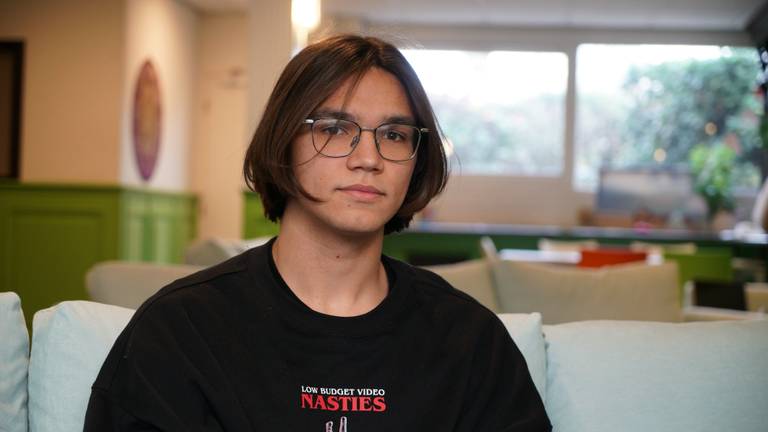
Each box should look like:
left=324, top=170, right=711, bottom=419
left=286, top=67, right=417, bottom=237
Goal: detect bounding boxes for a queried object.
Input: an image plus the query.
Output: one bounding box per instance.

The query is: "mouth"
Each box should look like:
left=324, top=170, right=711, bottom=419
left=338, top=184, right=385, bottom=200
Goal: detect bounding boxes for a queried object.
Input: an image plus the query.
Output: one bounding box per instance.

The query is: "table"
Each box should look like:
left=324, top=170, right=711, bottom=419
left=382, top=221, right=765, bottom=267
left=498, top=248, right=663, bottom=265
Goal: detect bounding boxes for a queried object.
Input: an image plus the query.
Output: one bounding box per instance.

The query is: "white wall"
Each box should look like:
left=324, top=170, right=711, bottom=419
left=190, top=1, right=292, bottom=241
left=247, top=0, right=292, bottom=134
left=0, top=0, right=124, bottom=183
left=121, top=0, right=198, bottom=190
left=191, top=13, right=250, bottom=240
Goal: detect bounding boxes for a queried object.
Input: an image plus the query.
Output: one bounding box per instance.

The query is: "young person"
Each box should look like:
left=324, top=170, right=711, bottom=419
left=84, top=34, right=551, bottom=432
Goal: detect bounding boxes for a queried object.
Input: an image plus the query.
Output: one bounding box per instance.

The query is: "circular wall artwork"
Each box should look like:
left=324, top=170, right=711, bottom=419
left=132, top=60, right=162, bottom=181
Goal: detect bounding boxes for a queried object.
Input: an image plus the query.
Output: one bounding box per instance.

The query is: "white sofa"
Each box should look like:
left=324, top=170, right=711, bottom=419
left=2, top=291, right=768, bottom=432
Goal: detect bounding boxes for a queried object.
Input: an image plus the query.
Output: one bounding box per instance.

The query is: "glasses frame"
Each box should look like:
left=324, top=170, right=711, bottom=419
left=303, top=118, right=427, bottom=162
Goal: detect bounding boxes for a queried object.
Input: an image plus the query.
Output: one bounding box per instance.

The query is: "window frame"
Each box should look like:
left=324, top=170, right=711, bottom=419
left=382, top=24, right=755, bottom=194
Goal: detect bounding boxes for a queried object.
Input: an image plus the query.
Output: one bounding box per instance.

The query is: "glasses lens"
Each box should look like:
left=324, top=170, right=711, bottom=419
left=311, top=118, right=357, bottom=157
left=376, top=124, right=419, bottom=161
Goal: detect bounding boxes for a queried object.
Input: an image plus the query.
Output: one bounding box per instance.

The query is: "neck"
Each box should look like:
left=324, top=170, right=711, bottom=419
left=272, top=206, right=388, bottom=317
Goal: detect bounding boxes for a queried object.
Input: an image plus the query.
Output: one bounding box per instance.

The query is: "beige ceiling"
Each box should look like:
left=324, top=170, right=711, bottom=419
left=184, top=0, right=764, bottom=31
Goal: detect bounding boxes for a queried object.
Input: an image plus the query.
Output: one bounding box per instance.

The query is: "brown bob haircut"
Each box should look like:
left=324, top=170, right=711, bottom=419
left=243, top=34, right=448, bottom=234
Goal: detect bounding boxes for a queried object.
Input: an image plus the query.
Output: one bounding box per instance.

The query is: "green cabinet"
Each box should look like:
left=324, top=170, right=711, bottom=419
left=0, top=183, right=196, bottom=324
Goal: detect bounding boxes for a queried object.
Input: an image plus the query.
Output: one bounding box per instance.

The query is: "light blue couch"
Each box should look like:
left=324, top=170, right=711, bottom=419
left=2, top=292, right=767, bottom=432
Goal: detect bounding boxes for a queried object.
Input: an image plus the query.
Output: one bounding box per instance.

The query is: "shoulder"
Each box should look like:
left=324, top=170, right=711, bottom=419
left=115, top=248, right=261, bottom=353
left=137, top=250, right=251, bottom=316
left=92, top=249, right=262, bottom=390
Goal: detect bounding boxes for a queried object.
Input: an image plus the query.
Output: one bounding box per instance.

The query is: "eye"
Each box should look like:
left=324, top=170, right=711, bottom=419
left=383, top=130, right=406, bottom=141
left=380, top=125, right=414, bottom=143
left=314, top=119, right=352, bottom=137
left=320, top=125, right=348, bottom=136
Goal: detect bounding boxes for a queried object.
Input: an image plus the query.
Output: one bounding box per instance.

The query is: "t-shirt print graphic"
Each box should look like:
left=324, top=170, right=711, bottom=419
left=325, top=416, right=347, bottom=432
left=300, top=385, right=387, bottom=412
left=300, top=384, right=387, bottom=429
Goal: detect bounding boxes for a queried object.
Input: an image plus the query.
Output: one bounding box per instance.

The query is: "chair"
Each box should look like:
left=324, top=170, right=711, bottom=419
left=490, top=260, right=682, bottom=324
left=184, top=237, right=270, bottom=266
left=744, top=282, right=768, bottom=312
left=424, top=259, right=499, bottom=312
left=85, top=261, right=202, bottom=309
left=630, top=241, right=697, bottom=255
left=538, top=238, right=598, bottom=252
left=663, top=249, right=733, bottom=295
left=479, top=236, right=500, bottom=263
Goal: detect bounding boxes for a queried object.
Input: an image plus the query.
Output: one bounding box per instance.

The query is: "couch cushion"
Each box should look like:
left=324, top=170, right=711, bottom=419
left=0, top=292, right=29, bottom=432
left=29, top=301, right=134, bottom=432
left=493, top=261, right=681, bottom=324
left=498, top=313, right=546, bottom=401
left=426, top=259, right=499, bottom=312
left=543, top=319, right=768, bottom=432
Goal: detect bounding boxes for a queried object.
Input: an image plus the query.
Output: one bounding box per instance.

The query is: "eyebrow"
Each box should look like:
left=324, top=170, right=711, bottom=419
left=311, top=108, right=416, bottom=126
left=311, top=109, right=355, bottom=121
left=384, top=115, right=417, bottom=125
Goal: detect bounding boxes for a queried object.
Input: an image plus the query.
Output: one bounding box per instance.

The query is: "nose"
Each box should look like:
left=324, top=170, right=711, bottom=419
left=347, top=129, right=383, bottom=172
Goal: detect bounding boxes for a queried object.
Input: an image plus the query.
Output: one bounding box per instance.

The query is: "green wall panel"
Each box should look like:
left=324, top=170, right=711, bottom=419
left=243, top=191, right=280, bottom=238
left=120, top=190, right=196, bottom=263
left=0, top=183, right=196, bottom=325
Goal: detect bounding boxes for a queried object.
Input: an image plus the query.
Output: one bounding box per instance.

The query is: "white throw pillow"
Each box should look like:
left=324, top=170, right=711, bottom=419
left=544, top=319, right=768, bottom=432
left=28, top=301, right=134, bottom=432
left=497, top=313, right=546, bottom=401
left=0, top=292, right=29, bottom=432
left=493, top=261, right=681, bottom=324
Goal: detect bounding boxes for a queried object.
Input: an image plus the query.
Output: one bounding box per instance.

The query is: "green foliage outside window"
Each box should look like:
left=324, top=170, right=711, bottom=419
left=621, top=48, right=762, bottom=189
left=689, top=143, right=736, bottom=218
left=576, top=46, right=763, bottom=194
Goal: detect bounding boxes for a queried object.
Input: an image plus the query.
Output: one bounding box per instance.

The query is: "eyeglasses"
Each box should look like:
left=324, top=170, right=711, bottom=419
left=302, top=118, right=427, bottom=162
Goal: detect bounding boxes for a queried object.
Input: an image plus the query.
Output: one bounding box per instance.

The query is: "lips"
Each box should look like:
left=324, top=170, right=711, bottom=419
left=340, top=184, right=384, bottom=194
left=338, top=184, right=385, bottom=200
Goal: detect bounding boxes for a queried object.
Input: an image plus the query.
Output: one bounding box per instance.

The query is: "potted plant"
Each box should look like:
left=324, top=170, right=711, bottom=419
left=688, top=142, right=736, bottom=223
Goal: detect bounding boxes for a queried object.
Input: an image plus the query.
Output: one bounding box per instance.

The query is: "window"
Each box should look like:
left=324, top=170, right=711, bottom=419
left=574, top=44, right=763, bottom=192
left=401, top=49, right=568, bottom=175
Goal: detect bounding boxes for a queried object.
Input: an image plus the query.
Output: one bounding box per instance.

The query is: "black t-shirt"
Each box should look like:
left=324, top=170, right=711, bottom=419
left=84, top=239, right=550, bottom=431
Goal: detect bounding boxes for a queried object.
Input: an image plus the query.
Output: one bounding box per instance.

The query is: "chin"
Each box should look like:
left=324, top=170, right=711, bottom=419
left=331, top=218, right=388, bottom=237
left=286, top=198, right=398, bottom=238
left=322, top=210, right=391, bottom=237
